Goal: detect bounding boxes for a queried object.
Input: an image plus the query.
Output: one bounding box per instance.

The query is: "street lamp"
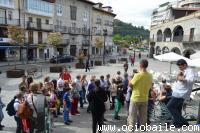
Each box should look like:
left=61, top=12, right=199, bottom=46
left=103, top=29, right=107, bottom=65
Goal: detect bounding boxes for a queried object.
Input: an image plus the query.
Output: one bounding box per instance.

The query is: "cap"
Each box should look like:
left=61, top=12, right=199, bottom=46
left=176, top=59, right=187, bottom=66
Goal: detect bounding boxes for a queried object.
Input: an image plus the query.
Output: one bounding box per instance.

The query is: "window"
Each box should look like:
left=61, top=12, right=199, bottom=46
left=45, top=19, right=49, bottom=24
left=28, top=31, right=33, bottom=44
left=38, top=32, right=42, bottom=44
left=8, top=11, right=12, bottom=20
left=96, top=15, right=101, bottom=24
left=70, top=6, right=77, bottom=20
left=28, top=17, right=33, bottom=22
left=57, top=4, right=62, bottom=15
left=83, top=11, right=87, bottom=21
left=36, top=18, right=41, bottom=29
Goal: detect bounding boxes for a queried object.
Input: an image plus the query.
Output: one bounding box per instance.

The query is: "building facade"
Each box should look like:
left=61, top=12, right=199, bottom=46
left=150, top=0, right=200, bottom=58
left=53, top=0, right=93, bottom=58
left=0, top=0, right=116, bottom=62
left=91, top=3, right=116, bottom=57
left=0, top=0, right=20, bottom=61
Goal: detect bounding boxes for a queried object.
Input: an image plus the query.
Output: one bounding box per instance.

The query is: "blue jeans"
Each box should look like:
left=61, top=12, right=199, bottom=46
left=14, top=116, right=22, bottom=133
left=63, top=107, right=69, bottom=123
left=79, top=91, right=83, bottom=108
left=167, top=97, right=189, bottom=127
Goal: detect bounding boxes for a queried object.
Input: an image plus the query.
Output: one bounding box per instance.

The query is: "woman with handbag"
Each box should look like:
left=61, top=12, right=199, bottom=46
left=27, top=83, right=46, bottom=133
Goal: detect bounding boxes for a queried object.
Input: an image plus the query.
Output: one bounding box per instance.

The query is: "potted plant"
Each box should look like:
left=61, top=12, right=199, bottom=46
left=75, top=51, right=85, bottom=69
left=6, top=26, right=25, bottom=78
left=47, top=32, right=64, bottom=73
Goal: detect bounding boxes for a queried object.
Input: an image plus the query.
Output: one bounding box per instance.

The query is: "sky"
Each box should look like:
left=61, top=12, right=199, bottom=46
left=92, top=0, right=175, bottom=29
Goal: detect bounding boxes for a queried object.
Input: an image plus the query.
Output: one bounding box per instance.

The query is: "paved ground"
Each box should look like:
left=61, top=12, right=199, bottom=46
left=0, top=53, right=199, bottom=133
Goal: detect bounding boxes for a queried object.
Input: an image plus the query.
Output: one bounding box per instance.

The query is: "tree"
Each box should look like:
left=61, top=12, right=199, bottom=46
left=113, top=34, right=122, bottom=45
left=47, top=32, right=62, bottom=63
left=8, top=26, right=25, bottom=45
left=47, top=32, right=62, bottom=48
left=7, top=25, right=25, bottom=69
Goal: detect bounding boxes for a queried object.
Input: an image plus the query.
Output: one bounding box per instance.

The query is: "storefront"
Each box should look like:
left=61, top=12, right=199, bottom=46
left=0, top=45, right=20, bottom=61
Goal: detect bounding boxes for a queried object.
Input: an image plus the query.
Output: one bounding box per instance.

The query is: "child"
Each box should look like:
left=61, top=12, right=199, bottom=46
left=110, top=79, right=117, bottom=110
left=114, top=82, right=124, bottom=120
left=159, top=84, right=172, bottom=105
left=147, top=83, right=158, bottom=124
left=63, top=87, right=72, bottom=125
left=71, top=82, right=80, bottom=115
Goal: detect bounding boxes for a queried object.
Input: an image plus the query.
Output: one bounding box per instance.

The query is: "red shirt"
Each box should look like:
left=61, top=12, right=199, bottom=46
left=63, top=72, right=71, bottom=81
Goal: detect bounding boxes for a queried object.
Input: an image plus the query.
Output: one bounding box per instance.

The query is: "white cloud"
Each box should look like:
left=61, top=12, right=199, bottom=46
left=92, top=0, right=175, bottom=28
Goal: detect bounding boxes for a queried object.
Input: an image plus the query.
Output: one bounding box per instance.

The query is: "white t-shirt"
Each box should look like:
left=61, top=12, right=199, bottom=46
left=13, top=99, right=20, bottom=116
left=75, top=79, right=82, bottom=91
left=172, top=67, right=195, bottom=100
left=57, top=78, right=65, bottom=91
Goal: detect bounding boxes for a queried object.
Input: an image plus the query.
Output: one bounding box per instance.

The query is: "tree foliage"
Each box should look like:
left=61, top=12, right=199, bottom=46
left=113, top=19, right=150, bottom=39
left=8, top=26, right=25, bottom=45
left=47, top=32, right=62, bottom=48
left=95, top=37, right=103, bottom=48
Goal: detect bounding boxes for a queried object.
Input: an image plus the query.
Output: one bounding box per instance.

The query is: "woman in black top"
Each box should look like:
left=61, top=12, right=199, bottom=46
left=87, top=79, right=107, bottom=133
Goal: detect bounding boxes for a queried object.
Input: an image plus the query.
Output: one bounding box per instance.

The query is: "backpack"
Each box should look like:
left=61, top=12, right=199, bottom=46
left=17, top=101, right=33, bottom=119
left=6, top=97, right=18, bottom=116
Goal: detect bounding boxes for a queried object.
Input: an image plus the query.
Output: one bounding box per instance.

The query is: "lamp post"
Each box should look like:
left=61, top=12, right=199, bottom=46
left=103, top=29, right=107, bottom=65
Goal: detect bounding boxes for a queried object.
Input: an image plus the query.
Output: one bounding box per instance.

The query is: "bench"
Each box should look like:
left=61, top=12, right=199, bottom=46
left=27, top=65, right=42, bottom=79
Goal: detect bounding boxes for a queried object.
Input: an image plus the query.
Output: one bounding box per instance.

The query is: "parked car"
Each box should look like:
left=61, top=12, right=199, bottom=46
left=50, top=54, right=74, bottom=63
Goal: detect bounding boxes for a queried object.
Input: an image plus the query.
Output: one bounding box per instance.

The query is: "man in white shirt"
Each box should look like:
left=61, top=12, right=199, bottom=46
left=57, top=73, right=65, bottom=92
left=167, top=59, right=195, bottom=128
left=13, top=92, right=23, bottom=133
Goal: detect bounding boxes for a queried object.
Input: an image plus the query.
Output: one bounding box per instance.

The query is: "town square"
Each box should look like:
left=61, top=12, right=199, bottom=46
left=0, top=0, right=200, bottom=133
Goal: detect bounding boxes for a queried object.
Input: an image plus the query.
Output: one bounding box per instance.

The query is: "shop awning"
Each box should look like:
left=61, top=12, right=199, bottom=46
left=0, top=46, right=20, bottom=49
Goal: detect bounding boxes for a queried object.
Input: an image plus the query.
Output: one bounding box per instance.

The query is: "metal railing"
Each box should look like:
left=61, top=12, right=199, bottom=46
left=82, top=40, right=90, bottom=46
left=26, top=22, right=53, bottom=31
left=152, top=35, right=200, bottom=43
left=0, top=17, right=19, bottom=25
left=54, top=25, right=90, bottom=35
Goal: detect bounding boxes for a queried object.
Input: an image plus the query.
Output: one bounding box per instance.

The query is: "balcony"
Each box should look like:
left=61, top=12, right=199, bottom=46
left=179, top=0, right=200, bottom=7
left=54, top=26, right=90, bottom=35
left=0, top=17, right=19, bottom=25
left=82, top=40, right=90, bottom=46
left=60, top=39, right=70, bottom=46
left=26, top=22, right=53, bottom=31
left=0, top=0, right=14, bottom=9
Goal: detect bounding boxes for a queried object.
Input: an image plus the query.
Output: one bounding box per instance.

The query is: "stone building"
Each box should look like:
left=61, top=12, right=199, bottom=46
left=150, top=0, right=200, bottom=58
left=91, top=2, right=116, bottom=57
left=0, top=0, right=116, bottom=62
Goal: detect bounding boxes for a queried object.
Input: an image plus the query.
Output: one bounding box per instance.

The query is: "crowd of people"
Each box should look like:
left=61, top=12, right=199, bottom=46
left=0, top=55, right=196, bottom=133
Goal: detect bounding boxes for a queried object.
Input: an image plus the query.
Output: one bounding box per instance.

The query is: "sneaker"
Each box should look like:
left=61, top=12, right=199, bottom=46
left=0, top=125, right=4, bottom=128
left=76, top=113, right=81, bottom=116
left=114, top=116, right=120, bottom=120
left=103, top=118, right=108, bottom=121
left=64, top=122, right=70, bottom=125
left=68, top=120, right=73, bottom=123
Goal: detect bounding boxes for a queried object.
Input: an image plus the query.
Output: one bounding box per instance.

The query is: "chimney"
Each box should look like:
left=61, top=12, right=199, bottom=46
left=95, top=2, right=103, bottom=8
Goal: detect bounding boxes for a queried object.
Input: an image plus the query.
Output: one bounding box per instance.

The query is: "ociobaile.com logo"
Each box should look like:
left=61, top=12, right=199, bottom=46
left=97, top=124, right=200, bottom=132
